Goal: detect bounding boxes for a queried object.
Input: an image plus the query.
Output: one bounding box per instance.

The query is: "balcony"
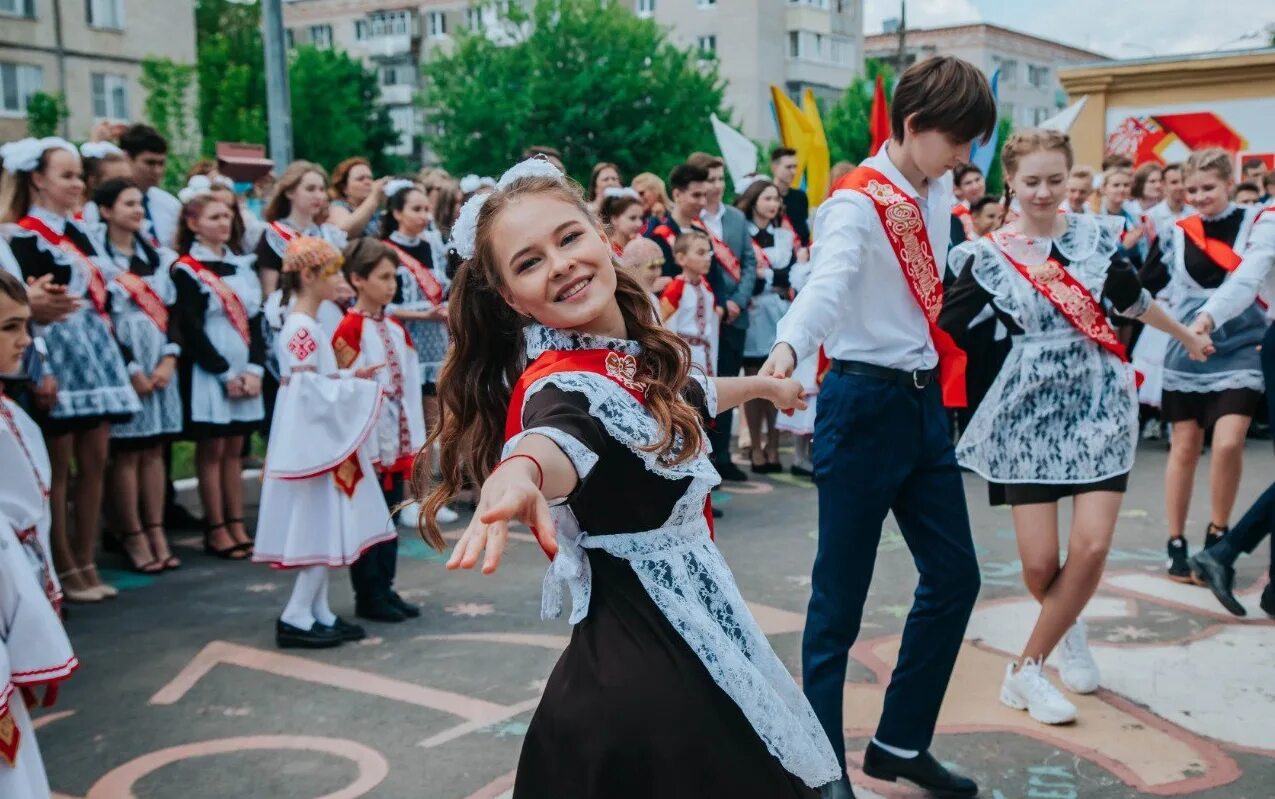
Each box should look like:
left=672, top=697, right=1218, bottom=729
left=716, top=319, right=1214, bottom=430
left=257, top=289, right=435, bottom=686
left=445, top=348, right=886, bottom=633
left=380, top=83, right=416, bottom=105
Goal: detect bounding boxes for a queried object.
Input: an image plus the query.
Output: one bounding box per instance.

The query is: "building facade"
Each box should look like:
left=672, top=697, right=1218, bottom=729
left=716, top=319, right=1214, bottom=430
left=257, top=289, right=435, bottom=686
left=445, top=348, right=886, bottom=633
left=864, top=23, right=1104, bottom=130
left=0, top=0, right=197, bottom=142
left=281, top=0, right=865, bottom=160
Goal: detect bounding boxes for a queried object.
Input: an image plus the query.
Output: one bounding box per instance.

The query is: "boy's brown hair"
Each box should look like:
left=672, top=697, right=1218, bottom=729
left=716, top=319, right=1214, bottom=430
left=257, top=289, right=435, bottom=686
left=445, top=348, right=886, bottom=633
left=673, top=228, right=710, bottom=257
left=687, top=152, right=725, bottom=172
left=890, top=56, right=996, bottom=146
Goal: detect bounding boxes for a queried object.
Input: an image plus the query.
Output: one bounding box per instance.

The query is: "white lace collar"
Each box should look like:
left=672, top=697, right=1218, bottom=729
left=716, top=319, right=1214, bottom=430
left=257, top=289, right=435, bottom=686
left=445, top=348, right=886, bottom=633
left=523, top=324, right=642, bottom=360
left=189, top=241, right=232, bottom=263
left=1201, top=203, right=1240, bottom=224
left=28, top=205, right=67, bottom=234
left=389, top=229, right=422, bottom=248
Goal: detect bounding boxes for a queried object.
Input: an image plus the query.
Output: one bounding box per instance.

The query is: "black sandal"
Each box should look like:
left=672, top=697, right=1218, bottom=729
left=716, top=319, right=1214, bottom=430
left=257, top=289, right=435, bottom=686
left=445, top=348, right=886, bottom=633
left=226, top=517, right=254, bottom=554
left=204, top=523, right=248, bottom=560
left=145, top=523, right=182, bottom=570
left=121, top=529, right=164, bottom=574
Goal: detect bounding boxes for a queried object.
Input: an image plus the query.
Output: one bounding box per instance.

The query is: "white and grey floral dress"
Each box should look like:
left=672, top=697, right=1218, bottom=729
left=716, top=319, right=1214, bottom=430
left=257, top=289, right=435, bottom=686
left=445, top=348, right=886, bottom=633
left=385, top=230, right=450, bottom=388
left=940, top=215, right=1149, bottom=504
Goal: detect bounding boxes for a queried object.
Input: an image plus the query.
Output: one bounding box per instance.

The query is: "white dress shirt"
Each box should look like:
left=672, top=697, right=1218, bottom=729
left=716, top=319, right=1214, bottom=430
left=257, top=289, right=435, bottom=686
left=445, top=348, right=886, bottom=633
left=145, top=186, right=182, bottom=249
left=1199, top=206, right=1275, bottom=325
left=700, top=202, right=727, bottom=241
left=775, top=144, right=953, bottom=371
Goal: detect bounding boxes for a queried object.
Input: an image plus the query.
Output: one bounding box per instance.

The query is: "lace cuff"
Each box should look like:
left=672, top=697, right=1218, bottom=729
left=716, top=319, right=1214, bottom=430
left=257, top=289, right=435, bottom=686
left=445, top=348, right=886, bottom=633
left=503, top=426, right=599, bottom=483
left=1114, top=288, right=1153, bottom=318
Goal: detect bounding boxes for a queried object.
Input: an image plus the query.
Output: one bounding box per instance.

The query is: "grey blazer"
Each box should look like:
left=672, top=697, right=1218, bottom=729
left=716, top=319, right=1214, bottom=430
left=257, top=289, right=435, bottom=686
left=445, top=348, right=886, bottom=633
left=715, top=205, right=757, bottom=331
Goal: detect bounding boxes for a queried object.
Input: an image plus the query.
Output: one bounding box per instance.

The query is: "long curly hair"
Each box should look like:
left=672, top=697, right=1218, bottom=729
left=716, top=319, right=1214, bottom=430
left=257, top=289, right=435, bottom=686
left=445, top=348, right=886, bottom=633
left=415, top=175, right=703, bottom=550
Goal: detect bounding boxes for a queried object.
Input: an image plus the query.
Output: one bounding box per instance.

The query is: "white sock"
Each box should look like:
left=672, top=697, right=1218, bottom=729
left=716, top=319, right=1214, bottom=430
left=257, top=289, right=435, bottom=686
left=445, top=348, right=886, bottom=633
left=872, top=738, right=919, bottom=759
left=310, top=568, right=337, bottom=626
left=280, top=565, right=325, bottom=630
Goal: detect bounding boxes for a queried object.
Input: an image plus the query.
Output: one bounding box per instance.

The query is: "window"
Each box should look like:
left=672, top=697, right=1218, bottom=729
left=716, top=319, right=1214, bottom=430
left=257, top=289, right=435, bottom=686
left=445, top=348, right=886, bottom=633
left=380, top=62, right=416, bottom=87
left=86, top=0, right=124, bottom=29
left=1027, top=64, right=1050, bottom=89
left=309, top=24, right=332, bottom=48
left=285, top=28, right=295, bottom=48
left=992, top=56, right=1018, bottom=85
left=0, top=0, right=36, bottom=17
left=697, top=34, right=716, bottom=54
left=91, top=72, right=128, bottom=119
left=636, top=0, right=654, bottom=14
left=388, top=106, right=416, bottom=155
left=466, top=6, right=482, bottom=30
left=355, top=10, right=412, bottom=40
left=0, top=62, right=43, bottom=115
left=787, top=30, right=853, bottom=65
left=427, top=11, right=447, bottom=37
left=1032, top=106, right=1052, bottom=125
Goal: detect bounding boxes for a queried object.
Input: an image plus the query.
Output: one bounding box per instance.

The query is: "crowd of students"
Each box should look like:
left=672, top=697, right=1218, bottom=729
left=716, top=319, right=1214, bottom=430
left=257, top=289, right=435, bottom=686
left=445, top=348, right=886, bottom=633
left=2, top=51, right=1274, bottom=797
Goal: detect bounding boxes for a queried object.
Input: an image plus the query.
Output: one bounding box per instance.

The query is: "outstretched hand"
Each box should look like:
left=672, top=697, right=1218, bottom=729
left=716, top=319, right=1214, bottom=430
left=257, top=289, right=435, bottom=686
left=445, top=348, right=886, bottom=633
left=447, top=462, right=557, bottom=574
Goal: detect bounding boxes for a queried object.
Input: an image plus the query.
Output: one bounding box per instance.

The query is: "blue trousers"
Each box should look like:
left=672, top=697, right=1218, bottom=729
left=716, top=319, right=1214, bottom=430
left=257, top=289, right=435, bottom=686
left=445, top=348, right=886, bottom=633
left=802, top=372, right=980, bottom=768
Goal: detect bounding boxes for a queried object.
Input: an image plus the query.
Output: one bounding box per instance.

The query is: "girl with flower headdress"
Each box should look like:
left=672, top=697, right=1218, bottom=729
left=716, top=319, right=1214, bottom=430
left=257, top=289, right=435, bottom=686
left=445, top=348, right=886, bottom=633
left=420, top=158, right=840, bottom=797
left=1, top=137, right=141, bottom=603
left=252, top=236, right=390, bottom=649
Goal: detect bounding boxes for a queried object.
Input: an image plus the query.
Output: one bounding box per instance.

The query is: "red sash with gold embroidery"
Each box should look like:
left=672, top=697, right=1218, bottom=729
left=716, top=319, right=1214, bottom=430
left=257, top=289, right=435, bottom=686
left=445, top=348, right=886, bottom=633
left=385, top=240, right=443, bottom=306
left=176, top=255, right=250, bottom=345
left=18, top=216, right=111, bottom=329
left=830, top=167, right=968, bottom=407
left=114, top=271, right=169, bottom=332
left=993, top=235, right=1139, bottom=386
left=505, top=348, right=714, bottom=557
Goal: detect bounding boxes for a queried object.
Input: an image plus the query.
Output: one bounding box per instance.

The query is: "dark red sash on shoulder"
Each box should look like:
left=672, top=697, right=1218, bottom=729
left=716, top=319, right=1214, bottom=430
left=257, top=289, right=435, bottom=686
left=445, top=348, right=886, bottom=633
left=114, top=271, right=169, bottom=332
left=828, top=167, right=968, bottom=407
left=505, top=348, right=714, bottom=557
left=176, top=255, right=250, bottom=344
left=385, top=240, right=443, bottom=306
left=18, top=215, right=111, bottom=329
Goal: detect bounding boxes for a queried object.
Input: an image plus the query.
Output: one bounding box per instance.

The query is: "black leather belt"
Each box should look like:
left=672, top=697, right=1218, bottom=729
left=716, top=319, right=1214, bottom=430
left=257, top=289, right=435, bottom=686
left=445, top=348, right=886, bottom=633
left=829, top=359, right=935, bottom=389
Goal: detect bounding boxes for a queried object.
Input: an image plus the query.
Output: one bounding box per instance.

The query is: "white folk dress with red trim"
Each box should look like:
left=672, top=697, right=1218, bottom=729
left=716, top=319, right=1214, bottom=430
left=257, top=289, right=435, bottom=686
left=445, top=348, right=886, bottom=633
left=659, top=277, right=718, bottom=377
left=252, top=313, right=394, bottom=568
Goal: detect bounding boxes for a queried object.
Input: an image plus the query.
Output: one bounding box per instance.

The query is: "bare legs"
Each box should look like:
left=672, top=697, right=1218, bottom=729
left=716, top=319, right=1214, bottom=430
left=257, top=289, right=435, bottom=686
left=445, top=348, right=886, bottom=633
left=196, top=436, right=246, bottom=557
left=1165, top=421, right=1204, bottom=540
left=47, top=432, right=82, bottom=591
left=1013, top=492, right=1121, bottom=663
left=221, top=434, right=251, bottom=550
left=111, top=444, right=178, bottom=570
left=1165, top=415, right=1251, bottom=540
left=139, top=445, right=179, bottom=567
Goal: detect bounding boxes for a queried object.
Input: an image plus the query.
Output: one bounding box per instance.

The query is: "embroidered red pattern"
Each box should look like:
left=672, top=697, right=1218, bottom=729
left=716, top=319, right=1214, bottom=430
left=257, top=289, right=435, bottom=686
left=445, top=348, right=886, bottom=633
left=114, top=271, right=169, bottom=332
left=287, top=328, right=318, bottom=362
left=370, top=316, right=411, bottom=461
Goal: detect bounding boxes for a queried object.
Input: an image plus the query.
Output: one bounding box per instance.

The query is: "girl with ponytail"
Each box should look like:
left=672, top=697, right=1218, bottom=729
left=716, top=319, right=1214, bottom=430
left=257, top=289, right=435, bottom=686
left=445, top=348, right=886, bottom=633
left=415, top=158, right=839, bottom=798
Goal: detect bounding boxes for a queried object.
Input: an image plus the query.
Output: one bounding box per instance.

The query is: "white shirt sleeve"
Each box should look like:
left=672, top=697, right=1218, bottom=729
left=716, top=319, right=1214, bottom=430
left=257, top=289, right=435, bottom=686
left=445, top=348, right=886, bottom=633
left=1198, top=214, right=1275, bottom=327
left=774, top=198, right=870, bottom=362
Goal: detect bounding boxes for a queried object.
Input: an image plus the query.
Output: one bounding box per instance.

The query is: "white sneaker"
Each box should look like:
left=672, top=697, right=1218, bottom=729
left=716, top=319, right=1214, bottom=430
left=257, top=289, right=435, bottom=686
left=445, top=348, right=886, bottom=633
left=1000, top=659, right=1077, bottom=725
left=396, top=501, right=421, bottom=529
left=1058, top=619, right=1100, bottom=694
left=435, top=505, right=459, bottom=524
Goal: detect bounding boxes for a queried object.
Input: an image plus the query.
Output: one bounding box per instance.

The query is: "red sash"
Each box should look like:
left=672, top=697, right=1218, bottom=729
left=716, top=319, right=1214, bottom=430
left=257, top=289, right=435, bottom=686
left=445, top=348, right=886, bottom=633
left=952, top=204, right=975, bottom=239
left=651, top=223, right=676, bottom=249
left=176, top=255, right=251, bottom=344
left=269, top=220, right=296, bottom=243
left=17, top=216, right=111, bottom=328
left=385, top=240, right=443, bottom=306
left=993, top=234, right=1141, bottom=387
left=114, top=271, right=169, bottom=333
left=1176, top=215, right=1241, bottom=271
left=694, top=221, right=742, bottom=283
left=750, top=239, right=772, bottom=273
left=830, top=167, right=968, bottom=407
left=611, top=240, right=624, bottom=258
left=505, top=348, right=714, bottom=558
left=779, top=216, right=805, bottom=250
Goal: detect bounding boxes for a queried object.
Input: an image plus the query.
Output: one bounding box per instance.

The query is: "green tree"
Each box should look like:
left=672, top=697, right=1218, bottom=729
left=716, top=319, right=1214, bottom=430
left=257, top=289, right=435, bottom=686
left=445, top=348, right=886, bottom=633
left=140, top=57, right=199, bottom=190
left=823, top=59, right=895, bottom=167
left=195, top=0, right=267, bottom=156
left=290, top=46, right=405, bottom=174
left=25, top=92, right=69, bottom=138
left=420, top=0, right=728, bottom=181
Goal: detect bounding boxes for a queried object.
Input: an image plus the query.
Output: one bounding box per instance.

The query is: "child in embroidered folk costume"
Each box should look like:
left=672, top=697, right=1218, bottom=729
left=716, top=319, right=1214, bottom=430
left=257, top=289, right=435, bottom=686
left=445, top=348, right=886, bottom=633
left=94, top=178, right=184, bottom=574
left=1139, top=149, right=1270, bottom=583
left=252, top=237, right=390, bottom=649
left=659, top=229, right=720, bottom=376
left=762, top=57, right=998, bottom=798
left=172, top=190, right=265, bottom=559
left=1, top=137, right=141, bottom=604
left=380, top=180, right=458, bottom=527
left=421, top=158, right=839, bottom=798
left=334, top=238, right=426, bottom=624
left=938, top=130, right=1212, bottom=725
left=0, top=271, right=78, bottom=799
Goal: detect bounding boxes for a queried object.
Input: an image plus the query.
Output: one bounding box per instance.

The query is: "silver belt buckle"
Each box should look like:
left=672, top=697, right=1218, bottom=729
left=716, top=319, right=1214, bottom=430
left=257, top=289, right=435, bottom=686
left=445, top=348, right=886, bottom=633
left=912, top=369, right=926, bottom=389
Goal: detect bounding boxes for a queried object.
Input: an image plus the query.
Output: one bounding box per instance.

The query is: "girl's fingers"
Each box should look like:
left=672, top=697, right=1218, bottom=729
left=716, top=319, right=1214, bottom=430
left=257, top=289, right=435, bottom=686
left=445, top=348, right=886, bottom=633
left=455, top=523, right=489, bottom=570
left=530, top=495, right=558, bottom=558
left=481, top=520, right=508, bottom=574
left=478, top=492, right=524, bottom=525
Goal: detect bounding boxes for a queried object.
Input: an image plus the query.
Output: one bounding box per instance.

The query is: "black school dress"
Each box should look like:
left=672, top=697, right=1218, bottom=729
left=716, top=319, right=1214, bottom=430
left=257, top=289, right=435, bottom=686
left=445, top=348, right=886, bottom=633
left=508, top=325, right=838, bottom=799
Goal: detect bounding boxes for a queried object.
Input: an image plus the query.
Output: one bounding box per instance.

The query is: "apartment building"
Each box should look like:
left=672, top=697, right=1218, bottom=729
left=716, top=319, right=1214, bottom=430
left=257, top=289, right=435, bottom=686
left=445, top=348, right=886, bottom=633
left=282, top=0, right=865, bottom=158
left=864, top=22, right=1105, bottom=129
left=0, top=0, right=197, bottom=142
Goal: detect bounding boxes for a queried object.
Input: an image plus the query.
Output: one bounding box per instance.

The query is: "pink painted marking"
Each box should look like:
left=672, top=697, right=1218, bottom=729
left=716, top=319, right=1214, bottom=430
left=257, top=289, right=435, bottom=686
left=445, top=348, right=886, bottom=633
left=418, top=697, right=543, bottom=749
left=83, top=735, right=388, bottom=799
left=31, top=709, right=76, bottom=730
left=460, top=768, right=518, bottom=799
left=416, top=632, right=569, bottom=650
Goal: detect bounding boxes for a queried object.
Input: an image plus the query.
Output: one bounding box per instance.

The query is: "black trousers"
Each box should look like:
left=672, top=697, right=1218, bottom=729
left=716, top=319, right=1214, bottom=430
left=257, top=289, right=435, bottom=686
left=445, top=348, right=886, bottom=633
left=350, top=472, right=401, bottom=602
left=709, top=324, right=747, bottom=465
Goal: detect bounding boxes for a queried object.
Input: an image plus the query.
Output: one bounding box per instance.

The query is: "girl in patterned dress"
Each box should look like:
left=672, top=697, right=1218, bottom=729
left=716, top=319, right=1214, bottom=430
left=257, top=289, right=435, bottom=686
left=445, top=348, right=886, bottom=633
left=939, top=130, right=1212, bottom=725
left=1, top=137, right=141, bottom=603
left=95, top=178, right=183, bottom=573
left=420, top=158, right=839, bottom=798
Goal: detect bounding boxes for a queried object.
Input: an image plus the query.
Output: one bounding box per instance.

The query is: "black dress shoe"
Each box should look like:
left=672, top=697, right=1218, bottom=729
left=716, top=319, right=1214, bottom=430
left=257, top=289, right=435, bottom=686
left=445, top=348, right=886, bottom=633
left=790, top=464, right=814, bottom=478
left=820, top=777, right=856, bottom=798
left=276, top=619, right=343, bottom=649
left=1189, top=550, right=1246, bottom=616
left=388, top=591, right=421, bottom=618
left=1261, top=583, right=1275, bottom=618
left=862, top=743, right=978, bottom=798
left=355, top=597, right=408, bottom=623
left=320, top=616, right=367, bottom=641
left=715, top=461, right=749, bottom=482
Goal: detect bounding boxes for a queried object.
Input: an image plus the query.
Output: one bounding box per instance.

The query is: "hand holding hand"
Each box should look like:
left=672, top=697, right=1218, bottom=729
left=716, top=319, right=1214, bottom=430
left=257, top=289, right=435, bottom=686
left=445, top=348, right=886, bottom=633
left=725, top=300, right=742, bottom=323
left=149, top=356, right=176, bottom=389
left=239, top=372, right=262, bottom=397
left=759, top=343, right=796, bottom=380
left=224, top=376, right=245, bottom=399
left=34, top=375, right=58, bottom=410
left=767, top=376, right=808, bottom=415
left=446, top=460, right=556, bottom=574
left=1189, top=312, right=1214, bottom=337
left=1182, top=329, right=1215, bottom=363
left=130, top=371, right=153, bottom=397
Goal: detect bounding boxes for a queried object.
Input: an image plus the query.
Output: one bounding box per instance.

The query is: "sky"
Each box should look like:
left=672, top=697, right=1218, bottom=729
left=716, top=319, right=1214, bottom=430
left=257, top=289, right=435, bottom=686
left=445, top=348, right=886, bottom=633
left=863, top=0, right=1274, bottom=59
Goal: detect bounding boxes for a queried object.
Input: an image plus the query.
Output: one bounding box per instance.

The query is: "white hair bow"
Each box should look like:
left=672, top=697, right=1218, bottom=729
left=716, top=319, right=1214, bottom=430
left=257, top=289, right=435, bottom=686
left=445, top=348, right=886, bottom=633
left=1, top=137, right=78, bottom=174
left=79, top=141, right=125, bottom=160
left=384, top=178, right=416, bottom=199
left=177, top=174, right=232, bottom=204
left=451, top=157, right=566, bottom=260
left=603, top=187, right=640, bottom=200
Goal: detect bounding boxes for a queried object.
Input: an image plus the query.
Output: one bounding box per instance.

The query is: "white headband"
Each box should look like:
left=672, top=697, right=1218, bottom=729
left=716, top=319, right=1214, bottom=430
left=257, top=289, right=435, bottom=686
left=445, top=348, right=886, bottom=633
left=384, top=178, right=416, bottom=199
left=459, top=174, right=483, bottom=195
left=79, top=141, right=125, bottom=160
left=177, top=173, right=234, bottom=204
left=1, top=137, right=78, bottom=174
left=451, top=157, right=566, bottom=260
left=603, top=187, right=640, bottom=201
